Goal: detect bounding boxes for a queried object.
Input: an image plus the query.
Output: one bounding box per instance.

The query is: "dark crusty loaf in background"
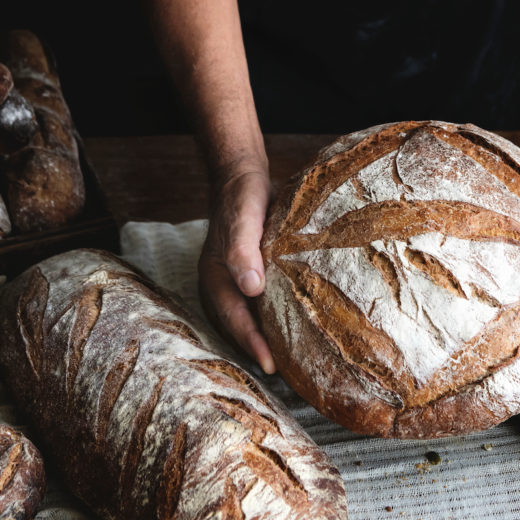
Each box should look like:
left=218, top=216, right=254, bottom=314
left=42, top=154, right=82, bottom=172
left=0, top=64, right=13, bottom=237
left=260, top=120, right=520, bottom=439
left=0, top=424, right=45, bottom=519
left=0, top=30, right=85, bottom=232
left=0, top=249, right=348, bottom=519
left=0, top=60, right=38, bottom=154
left=0, top=63, right=13, bottom=106
left=0, top=86, right=38, bottom=155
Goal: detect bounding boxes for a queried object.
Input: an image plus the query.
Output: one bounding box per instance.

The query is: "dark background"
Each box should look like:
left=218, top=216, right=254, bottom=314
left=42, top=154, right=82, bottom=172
left=2, top=0, right=519, bottom=137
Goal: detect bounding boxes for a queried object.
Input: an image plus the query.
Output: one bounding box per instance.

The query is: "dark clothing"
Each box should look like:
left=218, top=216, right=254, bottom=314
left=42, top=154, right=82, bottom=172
left=2, top=1, right=519, bottom=135
left=239, top=0, right=520, bottom=133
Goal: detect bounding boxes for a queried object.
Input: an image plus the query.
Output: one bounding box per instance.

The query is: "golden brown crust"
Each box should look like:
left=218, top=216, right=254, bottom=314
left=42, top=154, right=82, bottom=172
left=261, top=262, right=401, bottom=437
left=279, top=121, right=426, bottom=236
left=0, top=249, right=348, bottom=519
left=274, top=200, right=520, bottom=256
left=260, top=120, right=520, bottom=438
left=276, top=258, right=414, bottom=398
left=155, top=422, right=187, bottom=520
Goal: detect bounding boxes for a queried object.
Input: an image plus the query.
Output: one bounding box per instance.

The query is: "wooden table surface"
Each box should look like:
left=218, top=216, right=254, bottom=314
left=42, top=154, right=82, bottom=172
left=84, top=131, right=520, bottom=226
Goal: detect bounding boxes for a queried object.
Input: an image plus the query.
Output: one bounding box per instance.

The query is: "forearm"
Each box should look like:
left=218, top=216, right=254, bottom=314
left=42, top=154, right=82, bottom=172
left=147, top=0, right=268, bottom=180
left=147, top=0, right=275, bottom=373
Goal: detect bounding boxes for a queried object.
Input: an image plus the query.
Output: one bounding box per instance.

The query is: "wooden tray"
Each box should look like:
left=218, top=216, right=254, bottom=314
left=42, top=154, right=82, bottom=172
left=0, top=136, right=119, bottom=279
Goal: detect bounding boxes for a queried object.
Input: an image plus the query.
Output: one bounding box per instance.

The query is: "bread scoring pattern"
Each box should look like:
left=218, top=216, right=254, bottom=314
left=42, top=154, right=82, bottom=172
left=0, top=425, right=45, bottom=518
left=0, top=30, right=85, bottom=232
left=0, top=195, right=11, bottom=237
left=0, top=249, right=347, bottom=519
left=261, top=121, right=520, bottom=438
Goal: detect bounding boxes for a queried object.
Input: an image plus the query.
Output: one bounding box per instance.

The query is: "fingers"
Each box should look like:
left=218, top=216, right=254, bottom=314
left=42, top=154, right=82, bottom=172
left=199, top=254, right=276, bottom=374
left=199, top=169, right=275, bottom=373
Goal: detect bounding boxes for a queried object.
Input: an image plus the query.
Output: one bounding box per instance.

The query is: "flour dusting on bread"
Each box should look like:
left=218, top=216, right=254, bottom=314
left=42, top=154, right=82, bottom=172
left=261, top=120, right=520, bottom=438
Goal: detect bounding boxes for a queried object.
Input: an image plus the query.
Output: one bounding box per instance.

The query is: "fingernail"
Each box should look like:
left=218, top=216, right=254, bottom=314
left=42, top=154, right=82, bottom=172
left=238, top=269, right=262, bottom=295
left=261, top=357, right=276, bottom=375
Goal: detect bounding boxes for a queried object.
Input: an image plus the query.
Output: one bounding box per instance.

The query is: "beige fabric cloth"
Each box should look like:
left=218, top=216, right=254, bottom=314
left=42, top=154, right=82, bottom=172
left=2, top=219, right=519, bottom=519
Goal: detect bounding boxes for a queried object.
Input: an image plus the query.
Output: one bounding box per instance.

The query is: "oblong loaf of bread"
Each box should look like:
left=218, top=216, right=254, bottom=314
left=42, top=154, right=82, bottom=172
left=0, top=249, right=347, bottom=519
left=1, top=30, right=85, bottom=232
left=260, top=120, right=520, bottom=439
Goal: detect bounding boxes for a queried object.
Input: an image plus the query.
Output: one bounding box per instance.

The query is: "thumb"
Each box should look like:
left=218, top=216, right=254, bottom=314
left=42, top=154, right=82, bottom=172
left=222, top=175, right=270, bottom=297
left=226, top=235, right=266, bottom=297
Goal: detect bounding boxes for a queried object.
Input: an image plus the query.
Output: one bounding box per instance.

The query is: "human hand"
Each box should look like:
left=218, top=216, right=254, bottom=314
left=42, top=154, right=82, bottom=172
left=199, top=169, right=276, bottom=374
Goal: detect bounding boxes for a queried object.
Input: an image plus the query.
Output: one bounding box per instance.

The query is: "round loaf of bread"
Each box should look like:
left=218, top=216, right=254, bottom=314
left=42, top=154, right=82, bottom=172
left=0, top=424, right=46, bottom=518
left=259, top=120, right=520, bottom=439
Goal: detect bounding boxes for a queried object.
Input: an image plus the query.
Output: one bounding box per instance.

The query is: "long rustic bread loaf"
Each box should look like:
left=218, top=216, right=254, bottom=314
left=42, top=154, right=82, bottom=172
left=0, top=424, right=45, bottom=519
left=259, top=120, right=520, bottom=439
left=0, top=30, right=85, bottom=232
left=0, top=249, right=348, bottom=519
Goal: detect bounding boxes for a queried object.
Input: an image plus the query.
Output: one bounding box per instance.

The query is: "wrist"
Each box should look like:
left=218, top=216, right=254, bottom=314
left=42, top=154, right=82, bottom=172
left=210, top=167, right=271, bottom=210
left=213, top=153, right=269, bottom=182
left=201, top=119, right=268, bottom=183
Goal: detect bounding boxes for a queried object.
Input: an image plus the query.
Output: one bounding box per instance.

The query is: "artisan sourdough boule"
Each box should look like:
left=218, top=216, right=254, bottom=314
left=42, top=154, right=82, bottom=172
left=0, top=424, right=46, bottom=518
left=259, top=120, right=520, bottom=439
left=0, top=249, right=348, bottom=519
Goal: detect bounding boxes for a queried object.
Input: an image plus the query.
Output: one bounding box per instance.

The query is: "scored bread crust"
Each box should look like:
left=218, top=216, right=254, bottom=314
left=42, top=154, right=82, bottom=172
left=0, top=63, right=13, bottom=105
left=260, top=120, right=520, bottom=439
left=0, top=194, right=11, bottom=237
left=0, top=424, right=46, bottom=518
left=0, top=63, right=13, bottom=237
left=0, top=30, right=85, bottom=232
left=0, top=249, right=348, bottom=519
